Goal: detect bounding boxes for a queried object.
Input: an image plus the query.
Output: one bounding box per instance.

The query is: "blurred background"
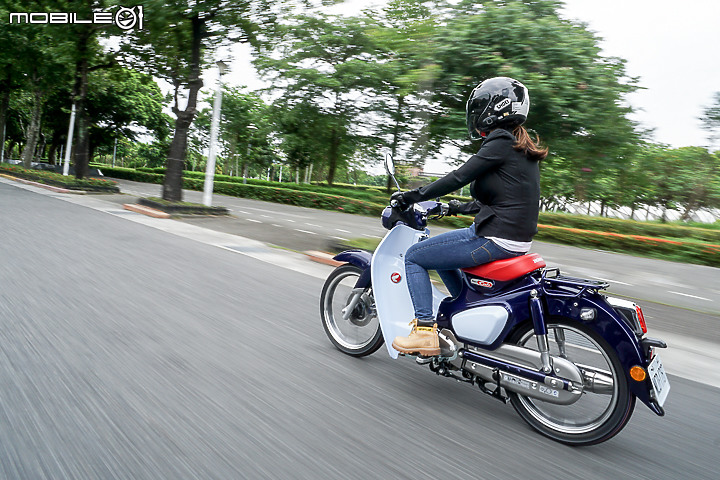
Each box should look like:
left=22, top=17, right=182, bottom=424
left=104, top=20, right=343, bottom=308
left=1, top=0, right=719, bottom=223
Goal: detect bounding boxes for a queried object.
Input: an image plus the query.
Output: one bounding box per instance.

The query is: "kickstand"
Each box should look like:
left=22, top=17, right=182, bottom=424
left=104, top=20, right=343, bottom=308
left=476, top=368, right=508, bottom=404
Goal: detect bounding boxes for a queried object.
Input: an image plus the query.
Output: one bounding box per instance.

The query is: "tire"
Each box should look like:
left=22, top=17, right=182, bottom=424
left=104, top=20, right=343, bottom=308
left=507, top=318, right=636, bottom=446
left=320, top=264, right=383, bottom=357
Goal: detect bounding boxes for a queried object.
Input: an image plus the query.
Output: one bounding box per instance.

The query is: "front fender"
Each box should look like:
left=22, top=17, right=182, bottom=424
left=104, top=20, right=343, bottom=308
left=545, top=294, right=662, bottom=415
left=333, top=249, right=372, bottom=289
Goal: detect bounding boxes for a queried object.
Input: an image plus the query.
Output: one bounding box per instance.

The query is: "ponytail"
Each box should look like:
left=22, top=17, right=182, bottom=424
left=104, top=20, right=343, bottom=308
left=512, top=125, right=548, bottom=161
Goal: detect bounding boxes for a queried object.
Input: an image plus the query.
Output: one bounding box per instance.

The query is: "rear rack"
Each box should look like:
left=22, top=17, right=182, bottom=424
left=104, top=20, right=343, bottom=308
left=541, top=268, right=609, bottom=297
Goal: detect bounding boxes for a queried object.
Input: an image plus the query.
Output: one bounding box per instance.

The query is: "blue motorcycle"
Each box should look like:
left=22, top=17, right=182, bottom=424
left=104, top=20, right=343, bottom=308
left=320, top=157, right=670, bottom=445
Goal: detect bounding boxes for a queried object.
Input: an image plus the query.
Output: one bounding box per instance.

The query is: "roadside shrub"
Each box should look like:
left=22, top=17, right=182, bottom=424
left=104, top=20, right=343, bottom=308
left=0, top=163, right=119, bottom=192
left=98, top=165, right=720, bottom=267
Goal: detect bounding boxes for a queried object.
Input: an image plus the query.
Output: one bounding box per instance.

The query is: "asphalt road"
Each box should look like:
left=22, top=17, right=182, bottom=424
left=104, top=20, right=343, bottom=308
left=112, top=178, right=720, bottom=315
left=1, top=178, right=719, bottom=479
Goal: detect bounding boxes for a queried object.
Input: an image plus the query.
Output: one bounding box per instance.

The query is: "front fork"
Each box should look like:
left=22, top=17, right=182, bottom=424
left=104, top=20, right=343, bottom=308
left=342, top=288, right=366, bottom=320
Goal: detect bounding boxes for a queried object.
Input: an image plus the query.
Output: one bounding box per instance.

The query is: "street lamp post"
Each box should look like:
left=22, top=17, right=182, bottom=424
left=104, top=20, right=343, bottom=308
left=243, top=123, right=257, bottom=185
left=62, top=102, right=77, bottom=176
left=202, top=60, right=228, bottom=207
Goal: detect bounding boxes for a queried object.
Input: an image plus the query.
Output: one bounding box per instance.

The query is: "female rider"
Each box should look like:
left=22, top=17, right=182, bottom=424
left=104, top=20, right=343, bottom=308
left=391, top=77, right=548, bottom=356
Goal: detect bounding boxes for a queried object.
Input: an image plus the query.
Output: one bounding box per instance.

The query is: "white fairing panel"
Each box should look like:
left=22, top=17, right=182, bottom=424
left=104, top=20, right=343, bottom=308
left=452, top=306, right=509, bottom=345
left=371, top=225, right=446, bottom=358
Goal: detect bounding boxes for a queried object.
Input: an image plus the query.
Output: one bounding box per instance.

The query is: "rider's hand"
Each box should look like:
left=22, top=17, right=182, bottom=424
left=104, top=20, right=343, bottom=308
left=390, top=189, right=422, bottom=209
left=447, top=199, right=462, bottom=216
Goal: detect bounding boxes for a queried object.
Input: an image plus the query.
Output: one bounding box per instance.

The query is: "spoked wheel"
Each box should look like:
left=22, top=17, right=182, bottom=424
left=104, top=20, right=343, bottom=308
left=320, top=264, right=383, bottom=357
left=507, top=318, right=636, bottom=446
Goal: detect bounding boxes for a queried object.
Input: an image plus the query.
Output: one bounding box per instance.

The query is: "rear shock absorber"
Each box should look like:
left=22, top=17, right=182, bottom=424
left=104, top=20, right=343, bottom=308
left=530, top=289, right=552, bottom=373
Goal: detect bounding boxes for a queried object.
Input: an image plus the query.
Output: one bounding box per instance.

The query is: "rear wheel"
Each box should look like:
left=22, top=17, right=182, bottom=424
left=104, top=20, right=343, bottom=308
left=507, top=319, right=636, bottom=446
left=320, top=264, right=383, bottom=357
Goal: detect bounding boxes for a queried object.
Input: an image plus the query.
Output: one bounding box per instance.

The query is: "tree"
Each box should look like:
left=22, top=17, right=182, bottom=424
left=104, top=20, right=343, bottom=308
left=212, top=87, right=272, bottom=178
left=701, top=91, right=720, bottom=148
left=423, top=0, right=641, bottom=201
left=255, top=13, right=388, bottom=185
left=363, top=0, right=445, bottom=189
left=273, top=100, right=332, bottom=182
left=0, top=1, right=75, bottom=167
left=85, top=67, right=171, bottom=158
left=642, top=145, right=720, bottom=222
left=121, top=0, right=282, bottom=201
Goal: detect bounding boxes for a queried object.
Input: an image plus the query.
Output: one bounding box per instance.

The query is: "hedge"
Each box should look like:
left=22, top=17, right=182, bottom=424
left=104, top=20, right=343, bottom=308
left=100, top=166, right=388, bottom=204
left=0, top=163, right=120, bottom=192
left=97, top=165, right=720, bottom=267
left=181, top=177, right=387, bottom=216
left=535, top=224, right=720, bottom=267
left=98, top=166, right=164, bottom=184
left=537, top=211, right=720, bottom=243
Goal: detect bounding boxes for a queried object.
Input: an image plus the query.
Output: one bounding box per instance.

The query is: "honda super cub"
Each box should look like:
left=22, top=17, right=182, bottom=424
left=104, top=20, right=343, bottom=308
left=320, top=155, right=670, bottom=445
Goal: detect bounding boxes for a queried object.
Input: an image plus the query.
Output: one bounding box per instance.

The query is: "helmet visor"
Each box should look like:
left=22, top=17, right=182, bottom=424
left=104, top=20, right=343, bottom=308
left=467, top=112, right=484, bottom=140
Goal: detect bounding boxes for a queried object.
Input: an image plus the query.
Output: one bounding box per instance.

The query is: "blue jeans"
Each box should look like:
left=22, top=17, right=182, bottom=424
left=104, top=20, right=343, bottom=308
left=405, top=226, right=521, bottom=321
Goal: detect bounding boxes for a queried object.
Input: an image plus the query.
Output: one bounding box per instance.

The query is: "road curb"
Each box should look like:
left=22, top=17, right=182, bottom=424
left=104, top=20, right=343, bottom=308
left=0, top=173, right=86, bottom=194
left=305, top=250, right=343, bottom=267
left=123, top=203, right=171, bottom=219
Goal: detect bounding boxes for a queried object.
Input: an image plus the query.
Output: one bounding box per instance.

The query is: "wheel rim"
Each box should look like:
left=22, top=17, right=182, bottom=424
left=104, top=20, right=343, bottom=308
left=515, top=324, right=620, bottom=435
left=323, top=269, right=378, bottom=351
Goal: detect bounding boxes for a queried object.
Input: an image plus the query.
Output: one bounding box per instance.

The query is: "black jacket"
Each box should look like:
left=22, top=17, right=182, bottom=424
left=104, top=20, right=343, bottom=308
left=411, top=129, right=540, bottom=242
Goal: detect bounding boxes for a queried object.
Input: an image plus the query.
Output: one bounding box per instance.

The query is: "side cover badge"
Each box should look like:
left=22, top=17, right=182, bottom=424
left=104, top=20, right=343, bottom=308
left=470, top=278, right=494, bottom=288
left=390, top=272, right=402, bottom=284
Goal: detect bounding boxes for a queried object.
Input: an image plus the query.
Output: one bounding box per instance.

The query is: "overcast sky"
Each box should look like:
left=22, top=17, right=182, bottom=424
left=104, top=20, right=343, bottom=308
left=221, top=0, right=720, bottom=169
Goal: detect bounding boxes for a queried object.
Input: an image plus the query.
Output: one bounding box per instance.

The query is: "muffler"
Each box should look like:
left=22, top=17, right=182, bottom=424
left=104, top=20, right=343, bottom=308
left=442, top=333, right=585, bottom=405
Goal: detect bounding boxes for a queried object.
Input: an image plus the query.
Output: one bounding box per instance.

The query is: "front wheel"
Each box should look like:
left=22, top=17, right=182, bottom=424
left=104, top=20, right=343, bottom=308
left=507, top=318, right=636, bottom=446
left=320, top=264, right=383, bottom=357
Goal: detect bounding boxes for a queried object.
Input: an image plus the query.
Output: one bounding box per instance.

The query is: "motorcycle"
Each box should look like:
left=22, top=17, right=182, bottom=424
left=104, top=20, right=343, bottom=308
left=320, top=155, right=670, bottom=446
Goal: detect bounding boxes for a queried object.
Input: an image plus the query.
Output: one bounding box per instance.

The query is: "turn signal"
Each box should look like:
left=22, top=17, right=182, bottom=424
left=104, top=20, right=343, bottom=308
left=630, top=366, right=647, bottom=382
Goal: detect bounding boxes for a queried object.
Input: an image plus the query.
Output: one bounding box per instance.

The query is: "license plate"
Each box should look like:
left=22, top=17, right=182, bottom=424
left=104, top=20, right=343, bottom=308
left=647, top=354, right=670, bottom=407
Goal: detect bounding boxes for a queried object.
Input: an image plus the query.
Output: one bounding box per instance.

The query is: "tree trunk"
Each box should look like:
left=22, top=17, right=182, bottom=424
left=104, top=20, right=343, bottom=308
left=21, top=86, right=43, bottom=168
left=74, top=104, right=90, bottom=178
left=47, top=128, right=63, bottom=165
left=327, top=128, right=339, bottom=185
left=70, top=24, right=93, bottom=180
left=7, top=140, right=16, bottom=160
left=0, top=70, right=10, bottom=158
left=162, top=14, right=205, bottom=202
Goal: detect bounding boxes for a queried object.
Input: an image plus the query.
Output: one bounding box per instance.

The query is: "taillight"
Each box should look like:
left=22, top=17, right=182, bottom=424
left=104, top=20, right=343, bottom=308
left=635, top=305, right=648, bottom=334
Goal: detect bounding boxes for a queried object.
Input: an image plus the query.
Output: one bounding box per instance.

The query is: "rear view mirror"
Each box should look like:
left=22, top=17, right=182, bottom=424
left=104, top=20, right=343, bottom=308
left=384, top=153, right=395, bottom=175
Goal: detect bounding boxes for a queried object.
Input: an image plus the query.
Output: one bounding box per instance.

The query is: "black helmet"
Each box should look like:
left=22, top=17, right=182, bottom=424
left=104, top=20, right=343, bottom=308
left=466, top=77, right=530, bottom=140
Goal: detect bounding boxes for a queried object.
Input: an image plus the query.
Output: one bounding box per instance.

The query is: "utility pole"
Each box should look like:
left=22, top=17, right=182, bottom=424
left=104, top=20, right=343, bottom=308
left=202, top=61, right=227, bottom=206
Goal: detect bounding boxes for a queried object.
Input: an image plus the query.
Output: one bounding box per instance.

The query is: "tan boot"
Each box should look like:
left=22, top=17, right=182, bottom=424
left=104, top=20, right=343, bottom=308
left=392, top=320, right=440, bottom=356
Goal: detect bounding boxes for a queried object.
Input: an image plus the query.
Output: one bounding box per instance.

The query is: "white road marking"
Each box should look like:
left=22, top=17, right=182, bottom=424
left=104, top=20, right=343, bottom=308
left=362, top=234, right=382, bottom=239
left=333, top=236, right=348, bottom=241
left=590, top=275, right=633, bottom=286
left=245, top=218, right=262, bottom=223
left=236, top=210, right=250, bottom=214
left=305, top=223, right=322, bottom=228
left=669, top=291, right=712, bottom=302
left=295, top=229, right=316, bottom=235
left=271, top=224, right=283, bottom=228
left=336, top=228, right=351, bottom=233
left=286, top=219, right=296, bottom=223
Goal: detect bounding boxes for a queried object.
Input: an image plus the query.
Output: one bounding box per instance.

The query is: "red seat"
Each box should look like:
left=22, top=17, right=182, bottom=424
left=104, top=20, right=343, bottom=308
left=461, top=253, right=546, bottom=282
